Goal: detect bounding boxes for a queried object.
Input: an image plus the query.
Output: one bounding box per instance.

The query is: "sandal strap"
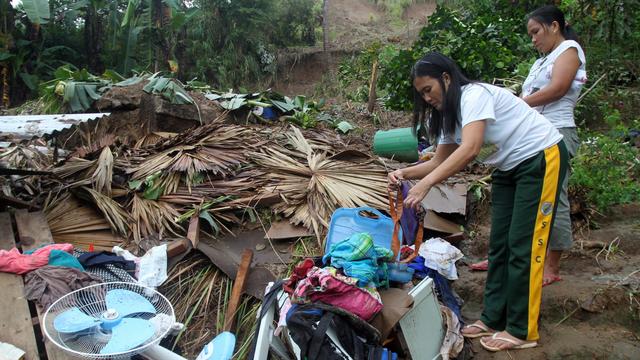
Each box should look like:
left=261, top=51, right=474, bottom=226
left=464, top=323, right=489, bottom=332
left=491, top=333, right=525, bottom=346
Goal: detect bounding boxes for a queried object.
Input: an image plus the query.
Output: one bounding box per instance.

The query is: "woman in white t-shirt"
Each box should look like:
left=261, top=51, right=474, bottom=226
left=387, top=52, right=568, bottom=351
left=521, top=5, right=587, bottom=288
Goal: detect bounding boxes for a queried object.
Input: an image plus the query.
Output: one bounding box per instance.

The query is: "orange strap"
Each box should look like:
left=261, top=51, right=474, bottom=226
left=388, top=189, right=403, bottom=260
left=389, top=187, right=425, bottom=263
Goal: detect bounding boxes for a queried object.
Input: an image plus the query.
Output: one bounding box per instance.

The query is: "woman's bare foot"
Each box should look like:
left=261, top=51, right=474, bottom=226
left=543, top=250, right=563, bottom=286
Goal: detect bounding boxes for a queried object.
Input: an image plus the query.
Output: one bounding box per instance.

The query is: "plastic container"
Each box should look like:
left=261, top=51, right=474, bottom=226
left=325, top=207, right=402, bottom=260
left=373, top=127, right=418, bottom=162
left=380, top=262, right=415, bottom=283
left=399, top=277, right=444, bottom=360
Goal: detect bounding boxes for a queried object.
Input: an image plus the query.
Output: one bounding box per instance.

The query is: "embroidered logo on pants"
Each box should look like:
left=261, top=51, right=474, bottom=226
left=540, top=202, right=553, bottom=216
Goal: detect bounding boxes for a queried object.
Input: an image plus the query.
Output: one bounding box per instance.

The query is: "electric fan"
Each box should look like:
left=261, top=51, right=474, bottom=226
left=43, top=282, right=175, bottom=359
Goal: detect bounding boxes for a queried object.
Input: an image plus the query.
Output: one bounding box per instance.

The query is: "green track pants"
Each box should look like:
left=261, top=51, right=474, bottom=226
left=480, top=141, right=568, bottom=341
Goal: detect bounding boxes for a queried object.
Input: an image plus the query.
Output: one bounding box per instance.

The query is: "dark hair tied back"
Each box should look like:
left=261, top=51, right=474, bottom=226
left=528, top=5, right=579, bottom=43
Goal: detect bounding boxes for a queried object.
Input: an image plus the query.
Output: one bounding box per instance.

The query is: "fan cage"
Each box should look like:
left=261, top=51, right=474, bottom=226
left=43, top=282, right=175, bottom=359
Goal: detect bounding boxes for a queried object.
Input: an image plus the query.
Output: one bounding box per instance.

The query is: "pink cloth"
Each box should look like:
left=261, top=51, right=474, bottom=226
left=292, top=267, right=383, bottom=321
left=0, top=244, right=74, bottom=275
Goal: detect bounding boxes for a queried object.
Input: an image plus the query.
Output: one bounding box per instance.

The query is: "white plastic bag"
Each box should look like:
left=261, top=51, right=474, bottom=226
left=418, top=237, right=464, bottom=280
left=113, top=244, right=167, bottom=287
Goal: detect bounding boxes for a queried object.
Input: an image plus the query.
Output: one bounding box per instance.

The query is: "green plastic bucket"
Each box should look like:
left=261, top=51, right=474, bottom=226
left=373, top=127, right=418, bottom=162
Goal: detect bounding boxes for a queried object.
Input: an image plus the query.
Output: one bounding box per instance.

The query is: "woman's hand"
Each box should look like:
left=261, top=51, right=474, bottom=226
left=404, top=181, right=431, bottom=211
left=387, top=169, right=404, bottom=192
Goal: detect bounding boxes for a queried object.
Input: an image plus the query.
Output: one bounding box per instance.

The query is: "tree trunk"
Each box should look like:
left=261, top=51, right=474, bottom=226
left=152, top=0, right=162, bottom=72
left=84, top=4, right=104, bottom=74
left=152, top=0, right=171, bottom=72
left=322, top=0, right=329, bottom=51
left=367, top=59, right=379, bottom=114
left=161, top=3, right=172, bottom=72
left=1, top=2, right=14, bottom=108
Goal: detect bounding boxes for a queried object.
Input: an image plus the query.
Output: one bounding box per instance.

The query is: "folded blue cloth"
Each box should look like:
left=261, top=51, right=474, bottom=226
left=323, top=233, right=394, bottom=287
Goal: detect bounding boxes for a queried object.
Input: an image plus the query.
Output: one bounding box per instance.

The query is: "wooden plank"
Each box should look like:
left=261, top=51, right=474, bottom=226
left=14, top=210, right=54, bottom=251
left=223, top=249, right=253, bottom=332
left=0, top=213, right=40, bottom=360
left=186, top=214, right=200, bottom=248
left=14, top=210, right=70, bottom=360
left=166, top=237, right=190, bottom=258
left=0, top=193, right=41, bottom=210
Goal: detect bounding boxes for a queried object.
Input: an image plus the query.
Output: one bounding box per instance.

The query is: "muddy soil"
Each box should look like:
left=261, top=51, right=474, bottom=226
left=457, top=204, right=640, bottom=359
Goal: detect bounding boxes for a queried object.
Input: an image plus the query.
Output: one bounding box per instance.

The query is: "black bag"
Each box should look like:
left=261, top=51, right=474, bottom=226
left=287, top=303, right=393, bottom=360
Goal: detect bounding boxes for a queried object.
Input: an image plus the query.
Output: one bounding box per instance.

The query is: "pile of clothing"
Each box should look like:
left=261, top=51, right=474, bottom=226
left=254, top=229, right=467, bottom=360
left=0, top=243, right=168, bottom=309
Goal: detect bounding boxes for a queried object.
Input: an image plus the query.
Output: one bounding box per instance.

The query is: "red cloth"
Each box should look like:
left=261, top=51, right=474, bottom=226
left=0, top=244, right=74, bottom=275
left=283, top=258, right=315, bottom=294
left=292, top=267, right=383, bottom=321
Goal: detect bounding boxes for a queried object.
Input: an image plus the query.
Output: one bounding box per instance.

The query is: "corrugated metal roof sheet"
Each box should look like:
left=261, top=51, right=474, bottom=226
left=0, top=113, right=110, bottom=140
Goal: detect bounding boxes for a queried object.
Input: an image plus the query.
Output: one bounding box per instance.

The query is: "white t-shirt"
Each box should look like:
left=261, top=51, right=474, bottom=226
left=521, top=40, right=587, bottom=128
left=439, top=84, right=563, bottom=171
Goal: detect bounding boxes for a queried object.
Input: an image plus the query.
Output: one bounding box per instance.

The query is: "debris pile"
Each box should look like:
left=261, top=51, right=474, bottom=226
left=0, top=83, right=474, bottom=359
left=1, top=111, right=388, bottom=252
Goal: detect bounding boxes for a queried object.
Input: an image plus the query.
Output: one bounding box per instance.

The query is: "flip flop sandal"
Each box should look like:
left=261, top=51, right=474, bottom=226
left=543, top=275, right=563, bottom=287
left=480, top=333, right=538, bottom=351
left=461, top=323, right=495, bottom=338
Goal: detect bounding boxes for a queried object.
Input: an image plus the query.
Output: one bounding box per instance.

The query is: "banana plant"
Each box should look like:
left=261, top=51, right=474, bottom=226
left=119, top=0, right=197, bottom=75
left=20, top=0, right=50, bottom=25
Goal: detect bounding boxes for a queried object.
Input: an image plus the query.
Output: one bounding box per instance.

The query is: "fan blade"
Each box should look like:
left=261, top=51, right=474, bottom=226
left=99, top=318, right=155, bottom=355
left=53, top=307, right=101, bottom=334
left=105, top=289, right=156, bottom=317
left=195, top=331, right=236, bottom=360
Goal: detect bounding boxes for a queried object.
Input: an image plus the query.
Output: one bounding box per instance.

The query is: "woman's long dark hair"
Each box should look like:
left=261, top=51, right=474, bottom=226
left=527, top=5, right=579, bottom=43
left=411, top=52, right=473, bottom=141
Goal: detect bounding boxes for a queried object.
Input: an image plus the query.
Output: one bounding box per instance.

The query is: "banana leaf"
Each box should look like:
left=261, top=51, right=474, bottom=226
left=21, top=0, right=50, bottom=24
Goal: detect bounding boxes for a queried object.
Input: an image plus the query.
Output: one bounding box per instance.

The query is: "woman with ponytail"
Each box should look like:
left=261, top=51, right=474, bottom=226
left=521, top=5, right=587, bottom=288
left=389, top=51, right=568, bottom=351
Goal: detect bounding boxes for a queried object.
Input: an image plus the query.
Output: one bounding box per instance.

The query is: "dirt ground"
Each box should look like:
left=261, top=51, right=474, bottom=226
left=457, top=204, right=640, bottom=360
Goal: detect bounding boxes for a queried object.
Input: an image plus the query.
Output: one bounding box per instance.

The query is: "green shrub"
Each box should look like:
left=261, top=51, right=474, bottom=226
left=374, top=4, right=535, bottom=110
left=570, top=130, right=640, bottom=212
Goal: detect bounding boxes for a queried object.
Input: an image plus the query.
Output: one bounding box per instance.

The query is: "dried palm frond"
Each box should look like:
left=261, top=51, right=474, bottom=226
left=92, top=147, right=113, bottom=195
left=130, top=194, right=183, bottom=244
left=161, top=253, right=260, bottom=359
left=174, top=197, right=241, bottom=235
left=51, top=157, right=94, bottom=178
left=68, top=134, right=116, bottom=158
left=128, top=142, right=247, bottom=194
left=253, top=129, right=388, bottom=244
left=131, top=147, right=212, bottom=187
left=160, top=170, right=267, bottom=206
left=140, top=121, right=243, bottom=153
left=134, top=132, right=177, bottom=149
left=44, top=192, right=125, bottom=250
left=0, top=145, right=51, bottom=170
left=84, top=187, right=131, bottom=238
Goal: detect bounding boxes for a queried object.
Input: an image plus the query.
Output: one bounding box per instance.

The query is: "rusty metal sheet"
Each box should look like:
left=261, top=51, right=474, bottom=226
left=265, top=221, right=314, bottom=240
left=0, top=113, right=110, bottom=140
left=197, top=230, right=293, bottom=299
